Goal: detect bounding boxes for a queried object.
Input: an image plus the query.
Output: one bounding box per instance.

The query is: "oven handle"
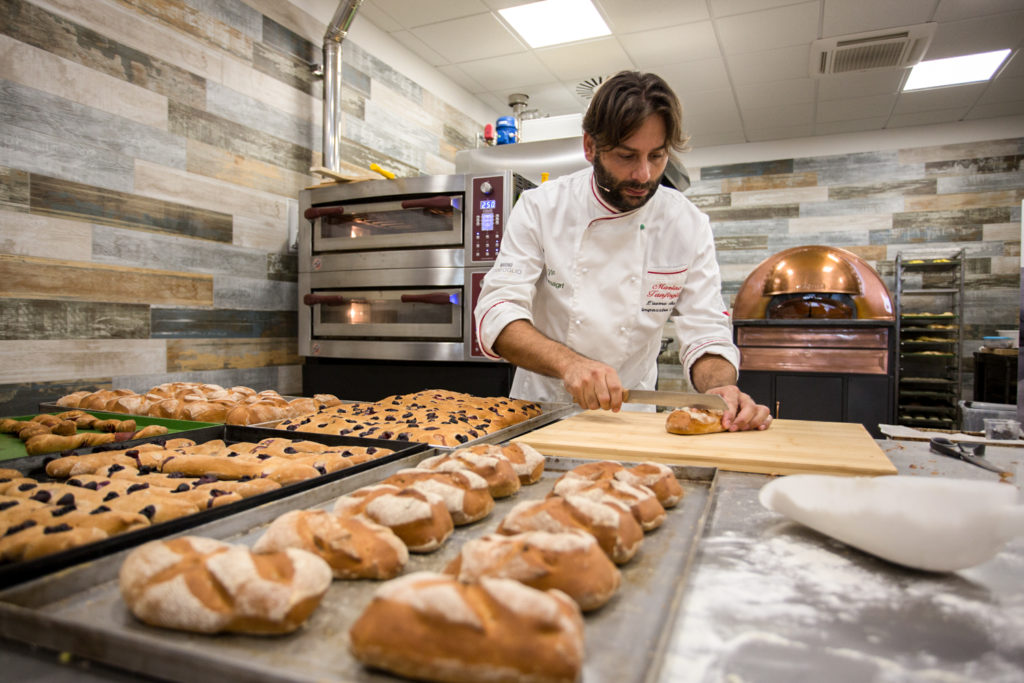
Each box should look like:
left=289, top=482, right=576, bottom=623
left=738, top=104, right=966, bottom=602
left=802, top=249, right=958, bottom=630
left=303, top=293, right=350, bottom=306
left=303, top=206, right=345, bottom=220
left=400, top=197, right=455, bottom=211
left=400, top=292, right=461, bottom=306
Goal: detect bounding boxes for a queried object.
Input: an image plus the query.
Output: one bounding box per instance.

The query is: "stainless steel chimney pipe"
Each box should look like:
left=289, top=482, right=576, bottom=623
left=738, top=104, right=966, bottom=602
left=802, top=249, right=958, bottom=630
left=322, top=0, right=363, bottom=173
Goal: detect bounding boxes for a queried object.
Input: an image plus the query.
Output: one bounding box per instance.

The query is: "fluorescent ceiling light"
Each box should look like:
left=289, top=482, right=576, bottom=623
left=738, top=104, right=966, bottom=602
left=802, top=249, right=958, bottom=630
left=903, top=49, right=1010, bottom=91
left=499, top=0, right=611, bottom=49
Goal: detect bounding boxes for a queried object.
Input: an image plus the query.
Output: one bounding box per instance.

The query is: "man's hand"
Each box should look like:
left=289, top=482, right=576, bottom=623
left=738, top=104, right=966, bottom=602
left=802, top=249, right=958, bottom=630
left=692, top=354, right=772, bottom=431
left=562, top=357, right=625, bottom=412
left=706, top=385, right=773, bottom=432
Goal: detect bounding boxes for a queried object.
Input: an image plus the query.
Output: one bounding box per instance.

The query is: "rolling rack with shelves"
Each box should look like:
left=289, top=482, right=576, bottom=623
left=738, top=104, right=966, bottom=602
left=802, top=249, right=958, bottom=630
left=894, top=250, right=965, bottom=430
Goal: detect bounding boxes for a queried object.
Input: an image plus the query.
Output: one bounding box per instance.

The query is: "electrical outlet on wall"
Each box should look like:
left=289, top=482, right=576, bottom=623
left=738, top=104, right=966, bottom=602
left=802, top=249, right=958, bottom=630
left=287, top=198, right=299, bottom=253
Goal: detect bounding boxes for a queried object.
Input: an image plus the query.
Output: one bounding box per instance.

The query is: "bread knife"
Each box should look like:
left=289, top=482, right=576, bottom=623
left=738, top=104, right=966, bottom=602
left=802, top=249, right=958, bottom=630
left=622, top=390, right=728, bottom=411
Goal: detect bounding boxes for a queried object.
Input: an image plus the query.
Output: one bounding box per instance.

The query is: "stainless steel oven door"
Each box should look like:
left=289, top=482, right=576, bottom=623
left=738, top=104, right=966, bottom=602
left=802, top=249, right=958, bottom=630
left=310, top=196, right=463, bottom=252
left=306, top=287, right=463, bottom=340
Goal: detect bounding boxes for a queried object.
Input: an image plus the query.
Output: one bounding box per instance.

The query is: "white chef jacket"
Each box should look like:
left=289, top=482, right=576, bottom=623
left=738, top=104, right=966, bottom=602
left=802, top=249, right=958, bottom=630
left=474, top=166, right=740, bottom=404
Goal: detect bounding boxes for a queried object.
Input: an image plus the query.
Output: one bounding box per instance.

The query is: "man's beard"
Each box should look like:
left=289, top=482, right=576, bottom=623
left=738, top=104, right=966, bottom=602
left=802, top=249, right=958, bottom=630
left=592, top=154, right=662, bottom=212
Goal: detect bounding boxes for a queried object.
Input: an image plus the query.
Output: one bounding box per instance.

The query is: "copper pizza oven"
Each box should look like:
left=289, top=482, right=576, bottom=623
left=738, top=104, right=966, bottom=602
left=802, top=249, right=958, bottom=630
left=731, top=246, right=896, bottom=437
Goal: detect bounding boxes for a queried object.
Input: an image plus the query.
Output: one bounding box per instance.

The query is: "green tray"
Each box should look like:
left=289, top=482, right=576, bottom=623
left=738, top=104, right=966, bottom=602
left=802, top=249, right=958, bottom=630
left=0, top=411, right=220, bottom=463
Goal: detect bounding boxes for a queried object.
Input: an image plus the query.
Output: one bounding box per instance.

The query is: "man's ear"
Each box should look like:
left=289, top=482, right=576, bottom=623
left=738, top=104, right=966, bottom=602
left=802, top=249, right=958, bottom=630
left=582, top=133, right=596, bottom=163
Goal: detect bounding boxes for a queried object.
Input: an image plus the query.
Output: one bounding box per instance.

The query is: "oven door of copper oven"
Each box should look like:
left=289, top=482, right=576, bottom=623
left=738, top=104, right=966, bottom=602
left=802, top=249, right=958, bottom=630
left=307, top=285, right=463, bottom=340
left=310, top=194, right=464, bottom=253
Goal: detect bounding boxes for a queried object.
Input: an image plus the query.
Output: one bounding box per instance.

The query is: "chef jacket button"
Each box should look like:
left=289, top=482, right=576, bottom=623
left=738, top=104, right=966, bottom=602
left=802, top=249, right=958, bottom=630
left=581, top=267, right=588, bottom=274
left=574, top=319, right=581, bottom=326
left=619, top=326, right=627, bottom=333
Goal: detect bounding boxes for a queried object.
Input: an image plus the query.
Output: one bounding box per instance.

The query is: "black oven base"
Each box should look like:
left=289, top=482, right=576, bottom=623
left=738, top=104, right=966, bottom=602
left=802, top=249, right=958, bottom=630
left=302, top=358, right=516, bottom=401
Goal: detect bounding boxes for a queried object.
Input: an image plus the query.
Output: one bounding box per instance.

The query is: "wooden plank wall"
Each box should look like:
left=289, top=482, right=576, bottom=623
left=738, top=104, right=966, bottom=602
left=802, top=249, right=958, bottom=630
left=656, top=139, right=1024, bottom=399
left=0, top=0, right=484, bottom=414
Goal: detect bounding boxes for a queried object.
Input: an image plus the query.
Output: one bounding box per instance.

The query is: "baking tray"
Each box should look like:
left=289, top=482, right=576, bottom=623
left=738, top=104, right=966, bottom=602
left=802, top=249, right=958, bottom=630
left=1, top=411, right=221, bottom=463
left=260, top=400, right=578, bottom=450
left=0, top=425, right=427, bottom=588
left=0, top=455, right=716, bottom=683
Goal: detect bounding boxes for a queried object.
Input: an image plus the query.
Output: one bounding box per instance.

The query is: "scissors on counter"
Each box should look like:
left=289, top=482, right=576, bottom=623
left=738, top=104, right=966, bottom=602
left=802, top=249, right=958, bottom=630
left=928, top=437, right=1011, bottom=476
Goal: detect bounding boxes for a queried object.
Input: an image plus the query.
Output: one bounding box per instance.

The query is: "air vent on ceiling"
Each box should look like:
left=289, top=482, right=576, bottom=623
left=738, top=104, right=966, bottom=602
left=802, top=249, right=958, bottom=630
left=810, top=23, right=935, bottom=77
left=575, top=75, right=607, bottom=101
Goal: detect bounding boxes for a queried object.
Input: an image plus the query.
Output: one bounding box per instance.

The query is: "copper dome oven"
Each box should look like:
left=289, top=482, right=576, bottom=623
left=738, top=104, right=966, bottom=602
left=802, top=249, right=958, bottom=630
left=732, top=246, right=896, bottom=437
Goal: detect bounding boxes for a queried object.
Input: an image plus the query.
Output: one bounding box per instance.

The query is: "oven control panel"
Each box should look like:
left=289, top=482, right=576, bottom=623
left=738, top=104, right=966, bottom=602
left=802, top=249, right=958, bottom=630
left=470, top=175, right=504, bottom=263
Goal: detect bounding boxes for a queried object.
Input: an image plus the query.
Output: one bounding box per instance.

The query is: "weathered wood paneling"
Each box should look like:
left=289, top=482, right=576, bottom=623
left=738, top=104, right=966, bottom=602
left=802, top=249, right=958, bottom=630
left=0, top=378, right=113, bottom=416
left=2, top=0, right=207, bottom=108
left=0, top=167, right=29, bottom=212
left=185, top=138, right=312, bottom=198
left=151, top=308, right=296, bottom=338
left=166, top=337, right=299, bottom=372
left=0, top=298, right=150, bottom=340
left=700, top=159, right=794, bottom=180
left=117, top=0, right=254, bottom=61
left=0, top=339, right=167, bottom=384
left=0, top=211, right=92, bottom=260
left=0, top=255, right=214, bottom=307
left=30, top=174, right=233, bottom=242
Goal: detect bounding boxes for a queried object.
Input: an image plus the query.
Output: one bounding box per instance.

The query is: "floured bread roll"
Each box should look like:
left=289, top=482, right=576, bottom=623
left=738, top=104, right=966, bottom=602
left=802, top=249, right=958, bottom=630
left=445, top=530, right=620, bottom=611
left=333, top=484, right=454, bottom=552
left=253, top=509, right=407, bottom=580
left=497, top=495, right=643, bottom=564
left=550, top=473, right=666, bottom=531
left=118, top=536, right=331, bottom=634
left=666, top=406, right=725, bottom=435
left=349, top=571, right=584, bottom=683
left=467, top=442, right=546, bottom=485
left=382, top=468, right=494, bottom=525
left=559, top=460, right=683, bottom=508
left=417, top=448, right=521, bottom=498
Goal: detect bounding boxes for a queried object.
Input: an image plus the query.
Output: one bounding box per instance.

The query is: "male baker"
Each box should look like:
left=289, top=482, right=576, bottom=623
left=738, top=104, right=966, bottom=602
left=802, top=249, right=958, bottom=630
left=474, top=70, right=771, bottom=431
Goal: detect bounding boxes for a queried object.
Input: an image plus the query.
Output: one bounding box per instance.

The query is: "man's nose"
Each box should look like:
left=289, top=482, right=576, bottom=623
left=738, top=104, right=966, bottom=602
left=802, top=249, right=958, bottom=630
left=631, top=160, right=653, bottom=183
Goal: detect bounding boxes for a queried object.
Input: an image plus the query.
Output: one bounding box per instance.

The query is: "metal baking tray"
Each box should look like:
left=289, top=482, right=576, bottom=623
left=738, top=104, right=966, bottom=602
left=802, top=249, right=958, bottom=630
left=0, top=455, right=716, bottom=683
left=0, top=425, right=427, bottom=588
left=259, top=400, right=578, bottom=450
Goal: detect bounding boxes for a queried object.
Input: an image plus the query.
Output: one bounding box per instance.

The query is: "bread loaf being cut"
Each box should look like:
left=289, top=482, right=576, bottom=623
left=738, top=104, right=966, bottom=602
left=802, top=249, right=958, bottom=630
left=665, top=406, right=725, bottom=435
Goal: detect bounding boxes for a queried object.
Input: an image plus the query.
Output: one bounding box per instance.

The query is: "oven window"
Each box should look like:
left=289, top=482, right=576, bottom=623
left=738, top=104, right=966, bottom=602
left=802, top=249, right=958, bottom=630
left=321, top=203, right=457, bottom=239
left=321, top=298, right=455, bottom=326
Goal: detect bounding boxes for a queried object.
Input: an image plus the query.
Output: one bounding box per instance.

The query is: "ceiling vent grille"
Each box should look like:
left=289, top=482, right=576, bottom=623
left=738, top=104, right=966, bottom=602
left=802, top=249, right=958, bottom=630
left=575, top=75, right=607, bottom=101
left=811, top=23, right=935, bottom=77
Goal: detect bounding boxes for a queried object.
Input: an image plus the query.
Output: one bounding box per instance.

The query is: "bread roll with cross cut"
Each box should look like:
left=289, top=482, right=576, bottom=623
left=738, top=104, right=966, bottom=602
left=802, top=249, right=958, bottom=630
left=333, top=484, right=454, bottom=553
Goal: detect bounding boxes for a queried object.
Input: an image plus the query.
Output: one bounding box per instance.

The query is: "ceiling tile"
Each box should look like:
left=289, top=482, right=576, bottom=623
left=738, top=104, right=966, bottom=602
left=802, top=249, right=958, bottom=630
left=658, top=58, right=732, bottom=96
left=715, top=1, right=820, bottom=55
left=492, top=81, right=580, bottom=117
left=457, top=51, right=556, bottom=92
left=742, top=101, right=815, bottom=128
left=683, top=89, right=743, bottom=134
left=533, top=37, right=635, bottom=82
left=816, top=70, right=904, bottom=100
left=726, top=44, right=811, bottom=85
left=925, top=11, right=1024, bottom=59
left=410, top=13, right=525, bottom=63
left=817, top=94, right=898, bottom=122
left=965, top=100, right=1024, bottom=119
left=999, top=51, right=1024, bottom=78
left=821, top=0, right=937, bottom=36
left=619, top=22, right=719, bottom=68
left=745, top=122, right=815, bottom=142
left=977, top=76, right=1024, bottom=104
left=893, top=83, right=987, bottom=113
left=390, top=30, right=448, bottom=66
left=710, top=0, right=810, bottom=19
left=689, top=129, right=748, bottom=148
left=934, top=0, right=1024, bottom=22
left=367, top=0, right=490, bottom=29
left=887, top=108, right=969, bottom=127
left=735, top=78, right=816, bottom=109
left=814, top=117, right=891, bottom=135
left=601, top=0, right=710, bottom=33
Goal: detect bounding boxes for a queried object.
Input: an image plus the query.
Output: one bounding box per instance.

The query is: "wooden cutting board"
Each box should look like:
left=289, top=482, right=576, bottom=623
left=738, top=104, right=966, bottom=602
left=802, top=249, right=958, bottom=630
left=512, top=412, right=897, bottom=476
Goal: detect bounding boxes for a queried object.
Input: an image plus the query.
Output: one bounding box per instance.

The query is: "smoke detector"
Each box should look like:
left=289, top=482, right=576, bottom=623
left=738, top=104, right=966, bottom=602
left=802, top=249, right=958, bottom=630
left=575, top=75, right=607, bottom=101
left=810, top=23, right=935, bottom=77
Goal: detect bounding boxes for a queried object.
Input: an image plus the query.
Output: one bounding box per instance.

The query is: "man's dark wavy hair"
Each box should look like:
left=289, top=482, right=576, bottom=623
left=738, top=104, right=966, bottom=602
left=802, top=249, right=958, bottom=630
left=582, top=71, right=689, bottom=155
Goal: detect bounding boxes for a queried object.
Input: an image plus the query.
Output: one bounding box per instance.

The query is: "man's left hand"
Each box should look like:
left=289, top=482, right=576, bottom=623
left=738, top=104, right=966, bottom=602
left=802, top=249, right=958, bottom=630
left=707, top=385, right=772, bottom=432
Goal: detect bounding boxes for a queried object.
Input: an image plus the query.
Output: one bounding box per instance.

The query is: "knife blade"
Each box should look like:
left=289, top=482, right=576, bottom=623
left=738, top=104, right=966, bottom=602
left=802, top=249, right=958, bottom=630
left=622, top=390, right=728, bottom=411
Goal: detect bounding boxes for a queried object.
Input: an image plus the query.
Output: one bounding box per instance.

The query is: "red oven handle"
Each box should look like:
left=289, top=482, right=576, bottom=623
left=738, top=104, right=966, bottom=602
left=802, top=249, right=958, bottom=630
left=303, top=294, right=350, bottom=306
left=304, top=206, right=345, bottom=220
left=400, top=197, right=453, bottom=210
left=400, top=293, right=459, bottom=305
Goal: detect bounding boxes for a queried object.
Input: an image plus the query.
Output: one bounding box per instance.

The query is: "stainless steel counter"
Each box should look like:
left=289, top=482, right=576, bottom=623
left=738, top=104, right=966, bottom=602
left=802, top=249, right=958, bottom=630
left=656, top=440, right=1024, bottom=683
left=3, top=439, right=1022, bottom=682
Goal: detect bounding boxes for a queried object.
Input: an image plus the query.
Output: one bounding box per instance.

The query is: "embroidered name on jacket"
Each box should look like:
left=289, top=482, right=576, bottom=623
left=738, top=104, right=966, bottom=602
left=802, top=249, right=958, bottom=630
left=643, top=268, right=687, bottom=313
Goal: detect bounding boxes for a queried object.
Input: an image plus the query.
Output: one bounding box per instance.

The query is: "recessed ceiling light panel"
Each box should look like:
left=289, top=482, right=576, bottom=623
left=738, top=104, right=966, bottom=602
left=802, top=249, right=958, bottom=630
left=903, top=49, right=1011, bottom=91
left=499, top=0, right=611, bottom=49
